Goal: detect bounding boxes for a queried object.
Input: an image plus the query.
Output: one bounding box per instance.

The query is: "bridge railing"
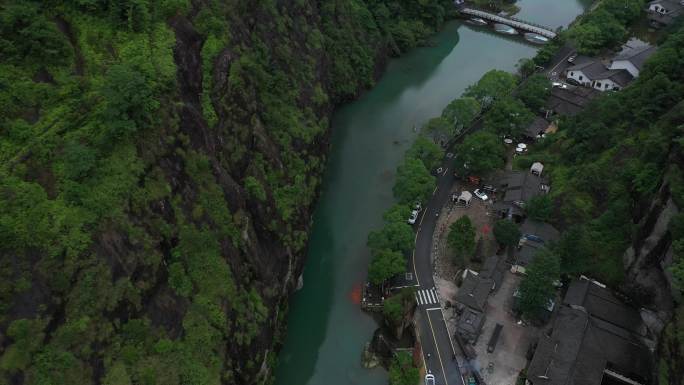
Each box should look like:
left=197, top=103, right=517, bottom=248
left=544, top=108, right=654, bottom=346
left=460, top=7, right=556, bottom=36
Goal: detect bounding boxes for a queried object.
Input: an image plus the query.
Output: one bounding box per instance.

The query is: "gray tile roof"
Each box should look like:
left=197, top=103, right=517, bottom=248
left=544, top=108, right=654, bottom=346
left=520, top=219, right=560, bottom=244
left=525, top=117, right=550, bottom=138
left=480, top=255, right=507, bottom=291
left=457, top=307, right=486, bottom=343
left=563, top=280, right=646, bottom=335
left=546, top=87, right=600, bottom=116
left=567, top=60, right=608, bottom=79
left=455, top=271, right=492, bottom=312
left=595, top=69, right=633, bottom=87
left=613, top=45, right=657, bottom=71
left=527, top=280, right=652, bottom=385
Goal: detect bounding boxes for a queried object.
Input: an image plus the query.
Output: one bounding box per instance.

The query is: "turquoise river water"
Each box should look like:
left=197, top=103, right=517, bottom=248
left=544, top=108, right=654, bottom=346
left=274, top=2, right=591, bottom=385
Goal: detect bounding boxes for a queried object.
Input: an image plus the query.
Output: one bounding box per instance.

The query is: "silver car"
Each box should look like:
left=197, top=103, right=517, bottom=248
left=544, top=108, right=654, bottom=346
left=425, top=373, right=435, bottom=385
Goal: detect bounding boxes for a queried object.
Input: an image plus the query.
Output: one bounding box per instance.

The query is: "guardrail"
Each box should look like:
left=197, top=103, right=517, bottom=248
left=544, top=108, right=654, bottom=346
left=460, top=8, right=557, bottom=38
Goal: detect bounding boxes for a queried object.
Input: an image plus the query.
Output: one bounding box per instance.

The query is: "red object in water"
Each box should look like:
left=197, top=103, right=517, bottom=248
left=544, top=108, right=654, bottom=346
left=481, top=224, right=491, bottom=235
left=349, top=282, right=362, bottom=304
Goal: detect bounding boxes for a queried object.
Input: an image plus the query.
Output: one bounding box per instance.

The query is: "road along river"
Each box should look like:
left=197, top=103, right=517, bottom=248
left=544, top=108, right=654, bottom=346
left=274, top=1, right=591, bottom=384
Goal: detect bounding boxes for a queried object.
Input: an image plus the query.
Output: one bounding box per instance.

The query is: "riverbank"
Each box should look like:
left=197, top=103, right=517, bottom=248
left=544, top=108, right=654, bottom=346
left=274, top=2, right=590, bottom=385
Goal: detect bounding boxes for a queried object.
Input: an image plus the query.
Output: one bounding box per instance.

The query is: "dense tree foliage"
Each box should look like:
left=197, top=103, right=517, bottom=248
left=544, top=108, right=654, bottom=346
left=393, top=157, right=437, bottom=204
left=455, top=131, right=506, bottom=175
left=406, top=135, right=445, bottom=171
left=517, top=249, right=560, bottom=321
left=448, top=216, right=476, bottom=265
left=493, top=219, right=521, bottom=247
left=0, top=0, right=457, bottom=383
left=565, top=0, right=645, bottom=55
left=388, top=352, right=419, bottom=385
left=517, top=74, right=551, bottom=112
left=441, top=97, right=482, bottom=135
left=383, top=288, right=416, bottom=324
left=464, top=69, right=519, bottom=107
left=483, top=96, right=535, bottom=138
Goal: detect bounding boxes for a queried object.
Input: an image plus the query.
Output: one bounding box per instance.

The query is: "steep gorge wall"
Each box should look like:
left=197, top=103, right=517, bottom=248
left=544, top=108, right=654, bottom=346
left=0, top=1, right=454, bottom=384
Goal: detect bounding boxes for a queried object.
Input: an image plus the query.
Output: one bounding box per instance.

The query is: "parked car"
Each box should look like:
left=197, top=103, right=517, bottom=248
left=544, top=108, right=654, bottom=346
left=567, top=52, right=578, bottom=63
left=408, top=210, right=419, bottom=225
left=551, top=81, right=568, bottom=89
left=425, top=373, right=435, bottom=385
left=473, top=189, right=488, bottom=201
left=482, top=184, right=498, bottom=194
left=566, top=78, right=581, bottom=86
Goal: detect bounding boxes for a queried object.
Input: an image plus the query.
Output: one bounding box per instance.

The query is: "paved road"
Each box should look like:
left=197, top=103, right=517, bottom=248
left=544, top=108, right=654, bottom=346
left=410, top=157, right=465, bottom=385
left=406, top=41, right=578, bottom=385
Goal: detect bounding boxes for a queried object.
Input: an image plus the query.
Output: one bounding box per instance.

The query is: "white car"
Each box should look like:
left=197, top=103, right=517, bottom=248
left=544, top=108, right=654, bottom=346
left=408, top=210, right=419, bottom=225
left=425, top=373, right=435, bottom=385
left=474, top=189, right=489, bottom=201
left=551, top=81, right=568, bottom=89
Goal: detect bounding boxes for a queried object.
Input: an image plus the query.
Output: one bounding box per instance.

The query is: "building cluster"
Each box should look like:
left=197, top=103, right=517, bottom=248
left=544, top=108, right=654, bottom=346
left=565, top=40, right=657, bottom=92
left=526, top=277, right=653, bottom=385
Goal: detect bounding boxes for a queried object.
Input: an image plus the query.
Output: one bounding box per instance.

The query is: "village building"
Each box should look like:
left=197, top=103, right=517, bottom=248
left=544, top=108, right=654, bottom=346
left=492, top=171, right=550, bottom=222
left=609, top=43, right=657, bottom=78
left=545, top=86, right=600, bottom=116
left=526, top=278, right=652, bottom=385
left=647, top=0, right=684, bottom=28
left=511, top=219, right=560, bottom=274
left=454, top=270, right=493, bottom=344
left=566, top=58, right=633, bottom=92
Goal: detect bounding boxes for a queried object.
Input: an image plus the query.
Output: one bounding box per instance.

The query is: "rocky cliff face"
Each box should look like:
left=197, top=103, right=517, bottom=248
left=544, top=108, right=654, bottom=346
left=0, top=1, right=453, bottom=384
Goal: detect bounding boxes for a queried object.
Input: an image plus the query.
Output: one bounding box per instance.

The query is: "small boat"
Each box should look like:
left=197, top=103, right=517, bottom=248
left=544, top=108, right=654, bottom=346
left=494, top=23, right=518, bottom=35
left=524, top=33, right=549, bottom=44
left=466, top=17, right=488, bottom=26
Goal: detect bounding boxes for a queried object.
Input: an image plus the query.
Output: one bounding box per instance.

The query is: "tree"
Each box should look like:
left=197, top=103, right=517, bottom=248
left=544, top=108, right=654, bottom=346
left=455, top=131, right=506, bottom=175
left=406, top=135, right=444, bottom=171
left=518, top=249, right=560, bottom=321
left=441, top=97, right=481, bottom=135
left=493, top=219, right=521, bottom=247
left=483, top=96, right=534, bottom=138
left=368, top=249, right=406, bottom=285
left=383, top=204, right=412, bottom=224
left=423, top=117, right=452, bottom=144
left=526, top=195, right=553, bottom=222
left=100, top=64, right=159, bottom=142
left=367, top=222, right=414, bottom=255
left=382, top=288, right=416, bottom=324
left=447, top=216, right=476, bottom=264
left=464, top=70, right=518, bottom=107
left=517, top=74, right=551, bottom=112
left=389, top=352, right=419, bottom=385
left=517, top=58, right=537, bottom=79
left=393, top=158, right=436, bottom=204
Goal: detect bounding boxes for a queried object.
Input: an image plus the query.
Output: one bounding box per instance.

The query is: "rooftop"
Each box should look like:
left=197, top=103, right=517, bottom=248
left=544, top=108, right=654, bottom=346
left=546, top=86, right=600, bottom=116
left=567, top=59, right=609, bottom=79
left=520, top=219, right=560, bottom=244
left=613, top=45, right=657, bottom=71
left=525, top=117, right=551, bottom=139
left=527, top=279, right=651, bottom=385
left=480, top=255, right=507, bottom=292
left=455, top=271, right=493, bottom=313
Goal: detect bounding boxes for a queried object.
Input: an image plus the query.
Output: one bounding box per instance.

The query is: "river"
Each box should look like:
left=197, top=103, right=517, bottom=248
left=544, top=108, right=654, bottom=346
left=274, top=1, right=590, bottom=385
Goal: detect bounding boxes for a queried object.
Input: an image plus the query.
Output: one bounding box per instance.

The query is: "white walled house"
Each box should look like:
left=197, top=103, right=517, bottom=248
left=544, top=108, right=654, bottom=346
left=649, top=0, right=684, bottom=14
left=565, top=60, right=606, bottom=86
left=647, top=0, right=684, bottom=28
left=565, top=59, right=632, bottom=92
left=609, top=45, right=657, bottom=77
left=590, top=70, right=633, bottom=92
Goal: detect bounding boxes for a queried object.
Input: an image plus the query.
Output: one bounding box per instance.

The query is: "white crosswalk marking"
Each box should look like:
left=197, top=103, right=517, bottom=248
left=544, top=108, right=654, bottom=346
left=415, top=288, right=439, bottom=306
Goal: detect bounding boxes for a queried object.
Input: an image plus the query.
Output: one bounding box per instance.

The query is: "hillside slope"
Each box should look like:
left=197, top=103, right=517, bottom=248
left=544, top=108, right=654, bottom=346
left=0, top=1, right=453, bottom=384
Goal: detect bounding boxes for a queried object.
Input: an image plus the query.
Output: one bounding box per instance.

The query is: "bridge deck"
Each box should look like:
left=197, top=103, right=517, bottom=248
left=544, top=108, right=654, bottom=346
left=460, top=8, right=557, bottom=38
